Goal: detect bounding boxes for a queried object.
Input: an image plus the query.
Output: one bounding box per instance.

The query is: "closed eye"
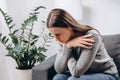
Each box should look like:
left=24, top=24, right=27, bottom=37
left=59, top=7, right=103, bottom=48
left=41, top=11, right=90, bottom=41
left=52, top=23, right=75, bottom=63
left=55, top=34, right=61, bottom=36
left=50, top=34, right=61, bottom=37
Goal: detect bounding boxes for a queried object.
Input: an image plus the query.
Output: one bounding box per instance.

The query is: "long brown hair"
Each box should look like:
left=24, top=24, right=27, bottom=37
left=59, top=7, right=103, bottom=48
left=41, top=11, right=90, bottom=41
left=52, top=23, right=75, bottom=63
left=47, top=9, right=96, bottom=33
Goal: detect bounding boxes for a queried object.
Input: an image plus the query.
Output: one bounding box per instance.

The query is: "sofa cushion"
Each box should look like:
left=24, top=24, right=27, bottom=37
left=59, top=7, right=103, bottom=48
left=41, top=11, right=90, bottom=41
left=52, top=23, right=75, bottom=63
left=103, top=34, right=120, bottom=75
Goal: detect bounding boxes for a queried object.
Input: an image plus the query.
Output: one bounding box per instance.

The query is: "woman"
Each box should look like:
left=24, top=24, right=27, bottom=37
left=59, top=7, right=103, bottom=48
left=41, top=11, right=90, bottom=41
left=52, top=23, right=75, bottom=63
left=47, top=8, right=119, bottom=80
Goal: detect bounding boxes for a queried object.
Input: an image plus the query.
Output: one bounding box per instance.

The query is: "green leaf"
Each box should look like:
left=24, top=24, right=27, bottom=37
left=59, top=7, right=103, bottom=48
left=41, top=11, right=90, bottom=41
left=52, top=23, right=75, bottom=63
left=2, top=36, right=6, bottom=43
left=6, top=54, right=16, bottom=60
left=7, top=19, right=13, bottom=25
left=31, top=40, right=37, bottom=46
left=6, top=54, right=13, bottom=57
left=30, top=48, right=37, bottom=54
left=34, top=12, right=39, bottom=15
left=5, top=17, right=11, bottom=21
left=38, top=47, right=47, bottom=52
left=22, top=15, right=37, bottom=27
left=0, top=33, right=2, bottom=39
left=13, top=29, right=19, bottom=34
left=0, top=33, right=2, bottom=36
left=13, top=44, right=24, bottom=53
left=5, top=38, right=9, bottom=44
left=0, top=8, right=5, bottom=15
left=6, top=47, right=13, bottom=51
left=9, top=24, right=15, bottom=30
left=32, top=35, right=39, bottom=39
left=34, top=6, right=45, bottom=11
left=23, top=39, right=28, bottom=43
left=0, top=8, right=15, bottom=34
left=37, top=53, right=46, bottom=62
left=9, top=34, right=19, bottom=45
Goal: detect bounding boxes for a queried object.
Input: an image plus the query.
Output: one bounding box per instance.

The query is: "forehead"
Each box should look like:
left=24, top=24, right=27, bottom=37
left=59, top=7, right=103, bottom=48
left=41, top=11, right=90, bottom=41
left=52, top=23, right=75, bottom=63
left=48, top=27, right=68, bottom=33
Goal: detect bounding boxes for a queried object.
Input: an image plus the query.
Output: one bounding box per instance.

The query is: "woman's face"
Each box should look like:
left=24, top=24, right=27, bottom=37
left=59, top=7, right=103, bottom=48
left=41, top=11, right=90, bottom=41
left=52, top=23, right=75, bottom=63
left=49, top=27, right=73, bottom=44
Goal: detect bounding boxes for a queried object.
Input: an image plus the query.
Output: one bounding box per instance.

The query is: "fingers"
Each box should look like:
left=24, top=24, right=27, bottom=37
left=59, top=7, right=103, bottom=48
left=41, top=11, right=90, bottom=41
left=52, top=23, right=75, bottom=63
left=79, top=36, right=95, bottom=49
left=82, top=38, right=95, bottom=43
left=80, top=41, right=94, bottom=46
left=81, top=34, right=93, bottom=38
left=65, top=34, right=95, bottom=49
left=79, top=44, right=91, bottom=49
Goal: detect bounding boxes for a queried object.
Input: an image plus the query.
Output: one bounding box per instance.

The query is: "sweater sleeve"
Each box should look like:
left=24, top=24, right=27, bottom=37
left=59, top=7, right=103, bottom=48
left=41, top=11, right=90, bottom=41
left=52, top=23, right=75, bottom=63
left=54, top=44, right=72, bottom=73
left=67, top=31, right=103, bottom=77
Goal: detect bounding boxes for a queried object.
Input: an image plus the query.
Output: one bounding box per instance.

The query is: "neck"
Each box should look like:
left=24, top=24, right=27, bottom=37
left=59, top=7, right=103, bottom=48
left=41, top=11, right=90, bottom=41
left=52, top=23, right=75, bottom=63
left=70, top=31, right=82, bottom=39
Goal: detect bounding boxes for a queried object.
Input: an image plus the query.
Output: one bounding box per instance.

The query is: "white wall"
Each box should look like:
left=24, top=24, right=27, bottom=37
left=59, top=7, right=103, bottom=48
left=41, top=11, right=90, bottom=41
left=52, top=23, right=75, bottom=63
left=0, top=0, right=10, bottom=80
left=81, top=0, right=120, bottom=35
left=0, top=0, right=120, bottom=80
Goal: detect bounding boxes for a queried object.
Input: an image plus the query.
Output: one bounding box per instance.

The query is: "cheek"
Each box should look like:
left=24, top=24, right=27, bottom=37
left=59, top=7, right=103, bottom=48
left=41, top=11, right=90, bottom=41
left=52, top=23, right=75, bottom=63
left=62, top=32, right=71, bottom=42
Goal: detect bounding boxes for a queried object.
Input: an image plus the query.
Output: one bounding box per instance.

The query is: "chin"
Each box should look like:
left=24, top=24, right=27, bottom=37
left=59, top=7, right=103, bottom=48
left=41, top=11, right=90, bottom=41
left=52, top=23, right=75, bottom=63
left=61, top=39, right=69, bottom=44
left=60, top=41, right=66, bottom=44
left=61, top=42, right=65, bottom=44
left=63, top=41, right=68, bottom=44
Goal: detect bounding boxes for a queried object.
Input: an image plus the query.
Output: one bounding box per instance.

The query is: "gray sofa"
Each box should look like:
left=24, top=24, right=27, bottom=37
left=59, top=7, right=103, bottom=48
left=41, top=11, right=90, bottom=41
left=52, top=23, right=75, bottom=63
left=32, top=34, right=120, bottom=80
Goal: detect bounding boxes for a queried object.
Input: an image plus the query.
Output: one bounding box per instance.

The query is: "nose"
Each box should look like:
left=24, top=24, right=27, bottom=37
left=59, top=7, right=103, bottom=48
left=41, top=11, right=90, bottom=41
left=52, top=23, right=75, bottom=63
left=55, top=36, right=60, bottom=41
left=55, top=37, right=59, bottom=41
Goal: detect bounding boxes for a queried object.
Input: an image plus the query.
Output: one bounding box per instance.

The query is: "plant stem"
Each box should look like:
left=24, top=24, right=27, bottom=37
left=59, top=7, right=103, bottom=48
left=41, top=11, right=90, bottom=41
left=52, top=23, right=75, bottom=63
left=20, top=27, right=25, bottom=45
left=42, top=35, right=49, bottom=47
left=26, top=22, right=34, bottom=51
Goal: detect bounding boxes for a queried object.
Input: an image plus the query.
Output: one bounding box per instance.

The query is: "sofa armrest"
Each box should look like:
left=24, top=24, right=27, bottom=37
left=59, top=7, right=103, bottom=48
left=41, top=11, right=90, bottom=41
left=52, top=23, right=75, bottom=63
left=32, top=55, right=57, bottom=80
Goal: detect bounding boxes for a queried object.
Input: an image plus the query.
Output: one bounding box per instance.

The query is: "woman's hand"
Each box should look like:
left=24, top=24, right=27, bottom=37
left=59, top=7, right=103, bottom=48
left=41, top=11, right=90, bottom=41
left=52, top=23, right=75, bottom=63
left=66, top=34, right=95, bottom=49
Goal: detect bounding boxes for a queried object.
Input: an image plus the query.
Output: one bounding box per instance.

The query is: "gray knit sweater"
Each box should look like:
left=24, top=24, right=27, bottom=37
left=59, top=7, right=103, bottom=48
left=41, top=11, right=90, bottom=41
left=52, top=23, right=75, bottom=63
left=54, top=30, right=118, bottom=77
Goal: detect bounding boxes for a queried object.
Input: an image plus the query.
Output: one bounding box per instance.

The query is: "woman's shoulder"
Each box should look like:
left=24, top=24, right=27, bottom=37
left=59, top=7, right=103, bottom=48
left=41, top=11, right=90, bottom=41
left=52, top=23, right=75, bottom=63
left=87, top=29, right=103, bottom=41
left=87, top=29, right=100, bottom=35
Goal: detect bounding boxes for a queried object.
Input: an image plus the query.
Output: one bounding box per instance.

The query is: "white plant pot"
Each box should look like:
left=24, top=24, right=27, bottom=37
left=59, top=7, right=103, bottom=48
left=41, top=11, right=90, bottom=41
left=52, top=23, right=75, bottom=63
left=16, top=69, right=32, bottom=80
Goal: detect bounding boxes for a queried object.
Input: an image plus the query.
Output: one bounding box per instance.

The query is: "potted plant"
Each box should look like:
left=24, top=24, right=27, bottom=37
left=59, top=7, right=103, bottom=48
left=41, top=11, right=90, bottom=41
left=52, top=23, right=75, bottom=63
left=0, top=6, right=52, bottom=80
